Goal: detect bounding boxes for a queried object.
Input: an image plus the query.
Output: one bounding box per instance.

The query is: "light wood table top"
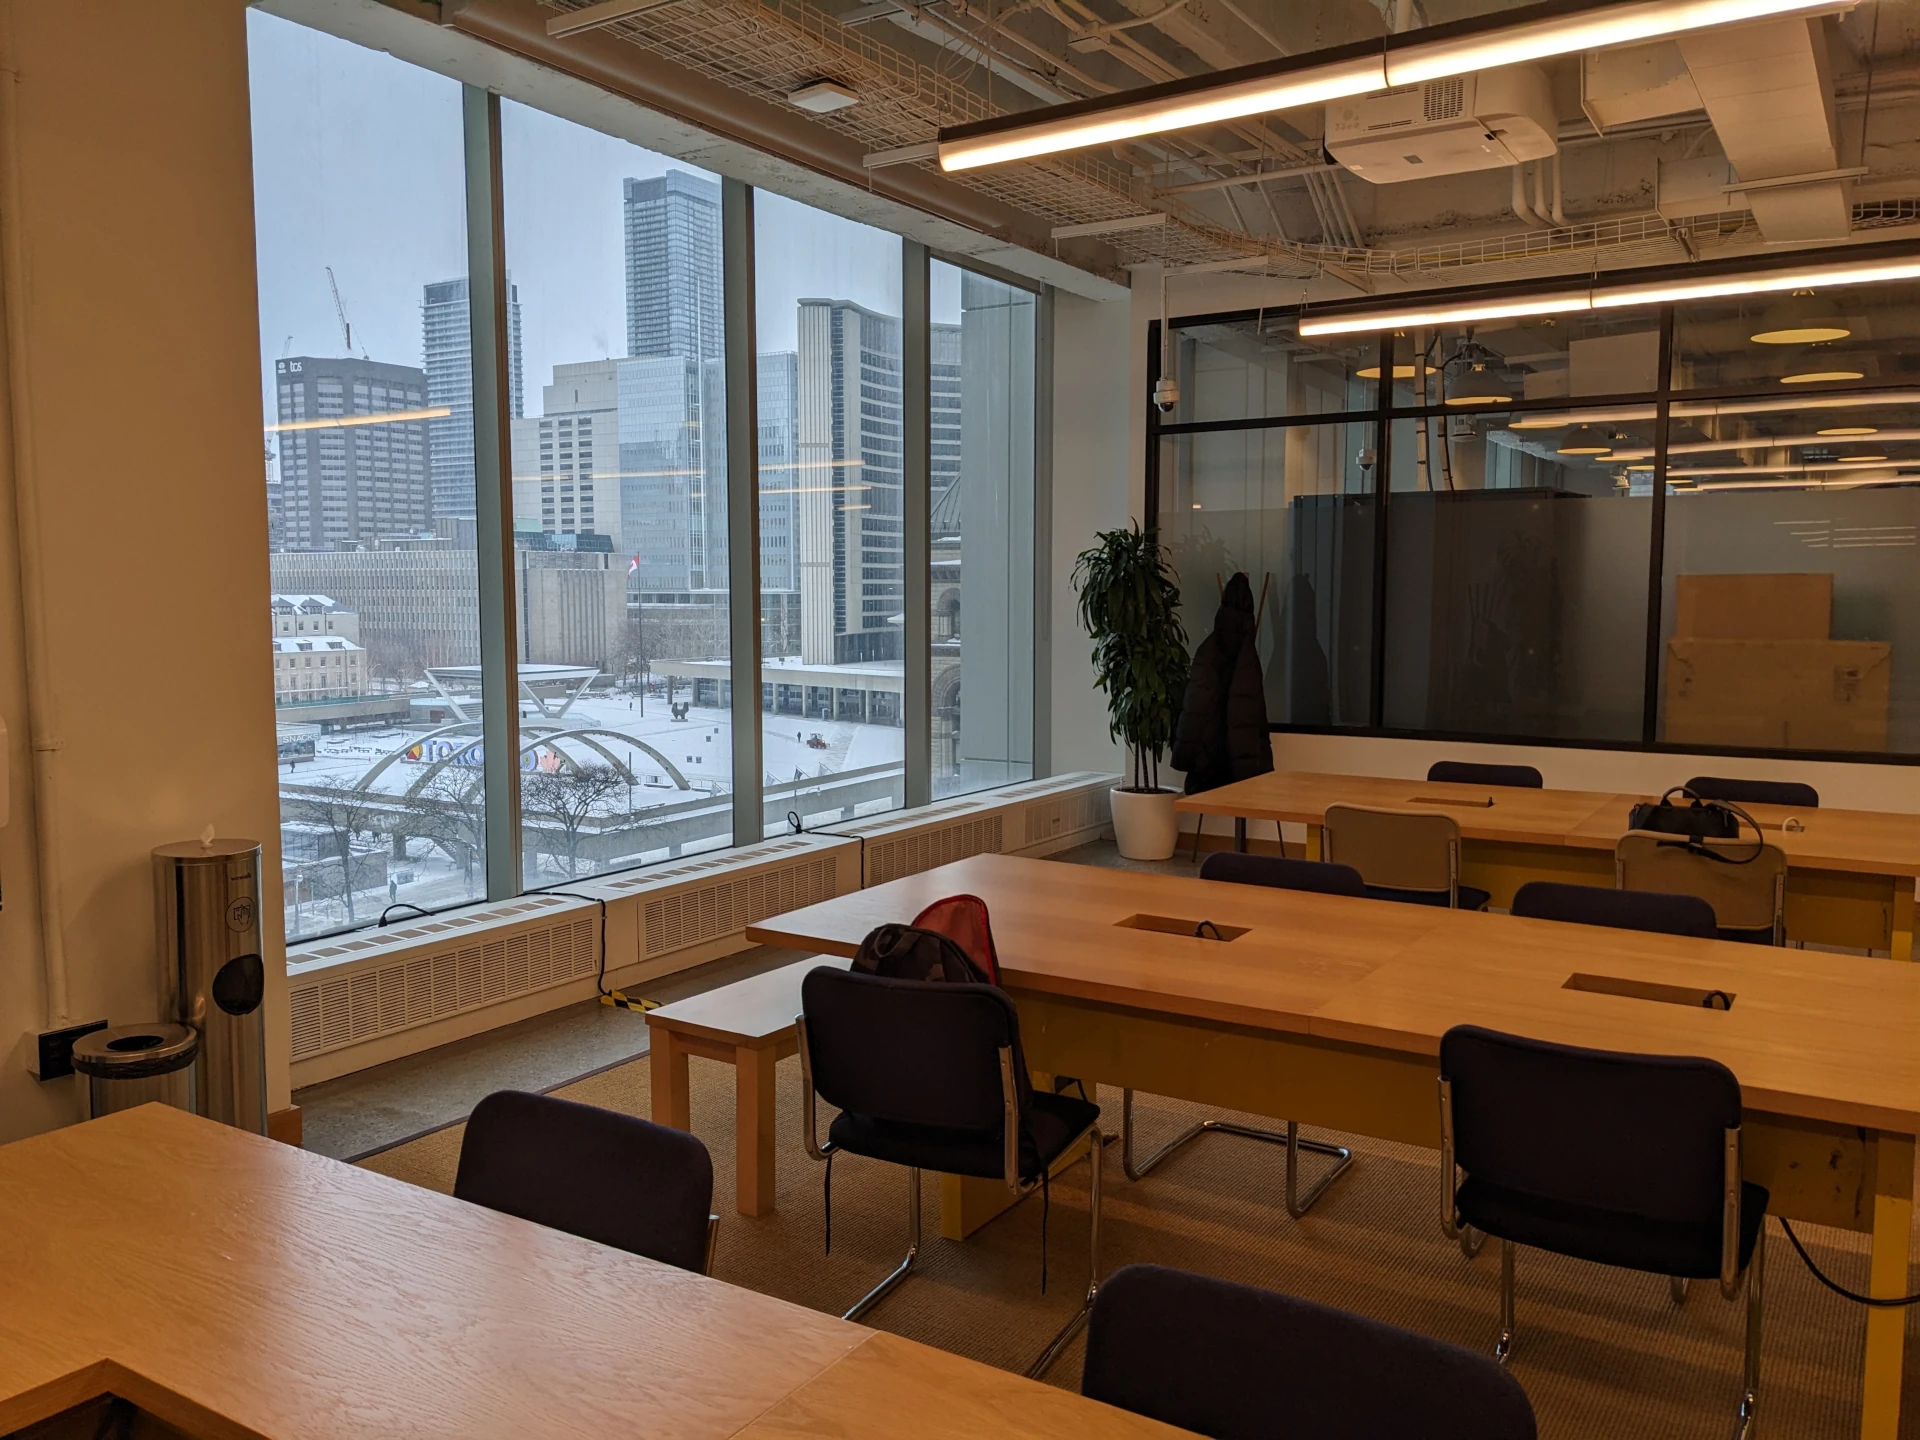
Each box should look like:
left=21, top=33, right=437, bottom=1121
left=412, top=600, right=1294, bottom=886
left=1172, top=769, right=1622, bottom=846
left=0, top=1105, right=1176, bottom=1439
left=753, top=855, right=1920, bottom=1137
left=1570, top=794, right=1920, bottom=879
left=747, top=852, right=1448, bottom=1034
left=1308, top=907, right=1920, bottom=1134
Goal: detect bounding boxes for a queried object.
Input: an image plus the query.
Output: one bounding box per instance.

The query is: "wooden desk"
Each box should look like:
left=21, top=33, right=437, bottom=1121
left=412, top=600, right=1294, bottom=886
left=0, top=1105, right=1180, bottom=1440
left=751, top=853, right=1920, bottom=1440
left=648, top=956, right=851, bottom=1217
left=1176, top=770, right=1920, bottom=959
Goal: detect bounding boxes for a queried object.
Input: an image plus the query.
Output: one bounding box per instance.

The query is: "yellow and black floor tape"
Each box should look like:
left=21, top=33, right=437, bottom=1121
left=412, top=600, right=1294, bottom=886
left=599, top=990, right=660, bottom=1013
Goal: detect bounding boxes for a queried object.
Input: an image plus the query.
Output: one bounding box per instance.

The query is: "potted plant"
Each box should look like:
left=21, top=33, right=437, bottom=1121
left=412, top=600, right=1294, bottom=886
left=1072, top=523, right=1190, bottom=860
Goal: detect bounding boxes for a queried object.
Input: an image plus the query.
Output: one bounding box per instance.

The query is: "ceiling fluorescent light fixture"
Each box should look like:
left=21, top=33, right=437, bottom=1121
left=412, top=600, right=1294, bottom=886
left=1301, top=250, right=1920, bottom=338
left=546, top=0, right=675, bottom=37
left=935, top=0, right=1849, bottom=172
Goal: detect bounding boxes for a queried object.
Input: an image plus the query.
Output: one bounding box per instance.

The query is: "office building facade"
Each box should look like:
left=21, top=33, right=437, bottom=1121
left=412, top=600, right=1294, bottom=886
left=273, top=355, right=433, bottom=549
left=511, top=360, right=621, bottom=549
left=422, top=276, right=524, bottom=520
left=623, top=171, right=721, bottom=366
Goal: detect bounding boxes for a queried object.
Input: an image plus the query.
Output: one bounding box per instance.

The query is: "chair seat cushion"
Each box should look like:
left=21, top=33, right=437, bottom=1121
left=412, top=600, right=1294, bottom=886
left=1457, top=1176, right=1768, bottom=1279
left=1362, top=884, right=1492, bottom=912
left=828, top=1089, right=1100, bottom=1183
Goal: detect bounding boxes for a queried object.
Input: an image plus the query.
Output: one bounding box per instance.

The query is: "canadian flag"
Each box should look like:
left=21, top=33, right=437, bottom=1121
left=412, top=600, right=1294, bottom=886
left=628, top=556, right=639, bottom=574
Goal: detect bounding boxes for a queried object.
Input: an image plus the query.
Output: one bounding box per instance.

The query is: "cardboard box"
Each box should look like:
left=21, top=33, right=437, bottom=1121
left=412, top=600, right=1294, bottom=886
left=1673, top=573, right=1832, bottom=641
left=1665, top=638, right=1890, bottom=751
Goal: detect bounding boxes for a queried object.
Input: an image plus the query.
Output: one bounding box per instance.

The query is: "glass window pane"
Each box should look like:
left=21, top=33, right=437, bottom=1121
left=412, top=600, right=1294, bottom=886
left=929, top=262, right=1036, bottom=799
left=1673, top=282, right=1920, bottom=393
left=1387, top=308, right=1663, bottom=410
left=1156, top=422, right=1377, bottom=728
left=1380, top=408, right=1651, bottom=741
left=249, top=13, right=483, bottom=938
left=1167, top=314, right=1376, bottom=423
left=755, top=196, right=903, bottom=833
left=1658, top=394, right=1920, bottom=752
left=501, top=101, right=730, bottom=880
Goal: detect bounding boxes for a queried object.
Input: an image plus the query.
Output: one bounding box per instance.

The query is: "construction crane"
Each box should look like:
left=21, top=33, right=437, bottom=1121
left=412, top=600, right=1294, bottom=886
left=324, top=266, right=364, bottom=358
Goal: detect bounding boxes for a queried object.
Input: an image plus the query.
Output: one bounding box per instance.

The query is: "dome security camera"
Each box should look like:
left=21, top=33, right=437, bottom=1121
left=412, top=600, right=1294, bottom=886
left=1356, top=446, right=1377, bottom=470
left=1152, top=377, right=1179, bottom=414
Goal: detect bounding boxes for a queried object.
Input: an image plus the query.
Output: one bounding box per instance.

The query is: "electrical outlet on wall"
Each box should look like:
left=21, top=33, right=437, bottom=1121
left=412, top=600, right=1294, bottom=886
left=30, top=1020, right=108, bottom=1081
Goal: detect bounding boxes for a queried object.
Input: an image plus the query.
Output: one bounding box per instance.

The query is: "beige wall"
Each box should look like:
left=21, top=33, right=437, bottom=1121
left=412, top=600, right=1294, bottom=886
left=0, top=0, right=286, bottom=1143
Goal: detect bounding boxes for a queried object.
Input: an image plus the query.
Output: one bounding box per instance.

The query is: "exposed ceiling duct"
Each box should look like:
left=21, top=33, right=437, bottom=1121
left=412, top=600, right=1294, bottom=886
left=414, top=0, right=1920, bottom=294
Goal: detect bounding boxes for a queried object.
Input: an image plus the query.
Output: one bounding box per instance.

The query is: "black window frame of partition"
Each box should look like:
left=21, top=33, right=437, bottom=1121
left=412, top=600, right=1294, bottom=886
left=1145, top=296, right=1920, bottom=767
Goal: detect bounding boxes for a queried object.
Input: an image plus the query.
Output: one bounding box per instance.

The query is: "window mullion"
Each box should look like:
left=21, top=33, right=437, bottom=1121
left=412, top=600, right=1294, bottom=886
left=462, top=85, right=522, bottom=899
left=903, top=240, right=932, bottom=809
left=723, top=180, right=764, bottom=846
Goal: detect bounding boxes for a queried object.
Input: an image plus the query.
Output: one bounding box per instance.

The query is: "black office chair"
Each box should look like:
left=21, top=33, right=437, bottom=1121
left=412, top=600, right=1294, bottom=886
left=1083, top=1264, right=1537, bottom=1440
left=1440, top=1026, right=1767, bottom=1437
left=1124, top=852, right=1358, bottom=1213
left=1511, top=880, right=1718, bottom=939
left=1685, top=775, right=1820, bottom=809
left=453, top=1089, right=718, bottom=1274
left=1199, top=851, right=1366, bottom=897
left=1428, top=761, right=1544, bottom=789
left=797, top=965, right=1102, bottom=1378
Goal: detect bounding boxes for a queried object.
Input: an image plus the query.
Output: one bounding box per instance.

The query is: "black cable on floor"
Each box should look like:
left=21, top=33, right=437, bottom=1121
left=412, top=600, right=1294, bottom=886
left=1779, top=1219, right=1920, bottom=1307
left=529, top=888, right=611, bottom=997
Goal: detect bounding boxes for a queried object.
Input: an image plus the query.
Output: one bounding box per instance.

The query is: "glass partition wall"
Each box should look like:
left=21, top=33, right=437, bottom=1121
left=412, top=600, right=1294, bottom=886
left=1150, top=276, right=1920, bottom=762
left=250, top=11, right=1042, bottom=939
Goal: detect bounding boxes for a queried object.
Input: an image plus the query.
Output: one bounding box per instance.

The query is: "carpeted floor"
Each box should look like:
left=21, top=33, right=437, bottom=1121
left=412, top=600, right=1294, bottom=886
left=361, top=1048, right=1920, bottom=1439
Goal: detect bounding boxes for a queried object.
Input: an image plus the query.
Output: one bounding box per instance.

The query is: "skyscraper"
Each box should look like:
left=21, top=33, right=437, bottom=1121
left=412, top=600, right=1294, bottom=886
left=757, top=351, right=799, bottom=598
left=623, top=172, right=721, bottom=366
left=617, top=354, right=725, bottom=593
left=273, top=355, right=432, bottom=549
left=796, top=298, right=902, bottom=666
left=422, top=276, right=523, bottom=522
left=509, top=360, right=621, bottom=548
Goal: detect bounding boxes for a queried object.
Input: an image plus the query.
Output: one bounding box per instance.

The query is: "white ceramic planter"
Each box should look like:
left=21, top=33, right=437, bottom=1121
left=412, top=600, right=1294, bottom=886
left=1110, top=786, right=1180, bottom=861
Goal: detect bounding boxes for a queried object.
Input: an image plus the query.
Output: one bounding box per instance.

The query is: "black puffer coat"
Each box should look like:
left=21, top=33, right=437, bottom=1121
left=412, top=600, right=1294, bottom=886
left=1169, top=572, right=1274, bottom=794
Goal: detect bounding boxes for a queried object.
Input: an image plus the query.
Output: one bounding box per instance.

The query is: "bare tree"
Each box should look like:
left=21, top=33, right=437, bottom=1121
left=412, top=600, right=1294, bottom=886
left=301, top=781, right=386, bottom=924
left=521, top=763, right=626, bottom=879
left=609, top=615, right=649, bottom=693
left=406, top=766, right=487, bottom=885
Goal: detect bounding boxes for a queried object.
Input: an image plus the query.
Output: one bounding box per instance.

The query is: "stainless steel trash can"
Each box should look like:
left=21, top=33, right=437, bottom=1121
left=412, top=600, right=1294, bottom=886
left=154, top=839, right=268, bottom=1134
left=71, top=1023, right=198, bottom=1120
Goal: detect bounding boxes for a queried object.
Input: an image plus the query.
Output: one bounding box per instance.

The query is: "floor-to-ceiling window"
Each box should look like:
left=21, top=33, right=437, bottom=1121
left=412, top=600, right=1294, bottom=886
left=250, top=14, right=1046, bottom=940
left=753, top=194, right=905, bottom=833
left=249, top=12, right=486, bottom=940
left=500, top=102, right=732, bottom=881
left=928, top=262, right=1038, bottom=799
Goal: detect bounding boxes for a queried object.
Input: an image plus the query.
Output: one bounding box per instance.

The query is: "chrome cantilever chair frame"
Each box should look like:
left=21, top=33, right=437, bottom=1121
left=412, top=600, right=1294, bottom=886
left=1439, top=1078, right=1762, bottom=1438
left=1118, top=1089, right=1353, bottom=1218
left=796, top=1014, right=1102, bottom=1380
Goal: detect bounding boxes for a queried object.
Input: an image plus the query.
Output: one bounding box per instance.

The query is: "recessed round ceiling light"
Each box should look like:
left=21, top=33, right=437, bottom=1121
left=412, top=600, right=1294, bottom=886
left=1782, top=371, right=1866, bottom=385
left=1750, top=325, right=1852, bottom=345
left=1355, top=363, right=1434, bottom=379
left=1818, top=426, right=1878, bottom=436
left=1839, top=454, right=1889, bottom=463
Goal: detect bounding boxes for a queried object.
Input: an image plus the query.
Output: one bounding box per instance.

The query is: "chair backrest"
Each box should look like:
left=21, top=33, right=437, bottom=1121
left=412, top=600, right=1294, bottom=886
left=1511, top=880, right=1718, bottom=939
left=1323, top=804, right=1458, bottom=896
left=1615, top=831, right=1787, bottom=937
left=1440, top=1026, right=1739, bottom=1229
left=1199, top=851, right=1365, bottom=897
left=1083, top=1264, right=1536, bottom=1440
left=800, top=965, right=1026, bottom=1131
left=1427, top=760, right=1544, bottom=789
left=453, top=1090, right=714, bottom=1273
left=1685, top=775, right=1819, bottom=809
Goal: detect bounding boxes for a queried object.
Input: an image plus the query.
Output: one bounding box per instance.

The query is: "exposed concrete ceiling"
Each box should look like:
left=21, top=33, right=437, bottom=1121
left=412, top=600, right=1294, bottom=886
left=371, top=0, right=1920, bottom=295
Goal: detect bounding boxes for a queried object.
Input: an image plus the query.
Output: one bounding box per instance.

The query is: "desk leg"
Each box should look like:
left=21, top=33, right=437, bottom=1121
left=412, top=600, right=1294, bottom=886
left=736, top=1042, right=778, bottom=1217
left=1891, top=882, right=1914, bottom=963
left=1234, top=818, right=1247, bottom=853
left=1861, top=1131, right=1914, bottom=1440
left=649, top=1029, right=691, bottom=1131
left=1305, top=824, right=1323, bottom=862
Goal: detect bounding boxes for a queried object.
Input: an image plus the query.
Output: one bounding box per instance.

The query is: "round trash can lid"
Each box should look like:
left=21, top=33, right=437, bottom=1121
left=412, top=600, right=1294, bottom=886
left=71, top=1023, right=199, bottom=1079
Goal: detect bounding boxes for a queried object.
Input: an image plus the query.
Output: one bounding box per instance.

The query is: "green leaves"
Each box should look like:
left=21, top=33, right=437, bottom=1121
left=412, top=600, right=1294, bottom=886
left=1071, top=523, right=1188, bottom=790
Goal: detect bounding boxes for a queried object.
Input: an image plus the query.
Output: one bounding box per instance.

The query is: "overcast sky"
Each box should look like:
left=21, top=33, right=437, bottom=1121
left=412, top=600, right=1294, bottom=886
left=247, top=11, right=958, bottom=427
